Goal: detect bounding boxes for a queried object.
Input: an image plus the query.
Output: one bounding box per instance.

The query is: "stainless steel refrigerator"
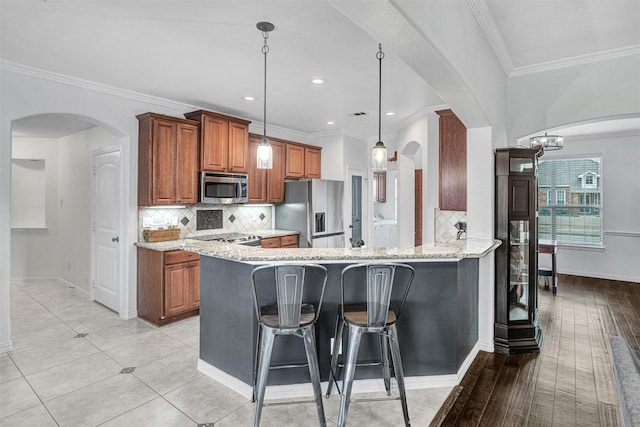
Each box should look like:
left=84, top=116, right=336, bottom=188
left=275, top=179, right=345, bottom=248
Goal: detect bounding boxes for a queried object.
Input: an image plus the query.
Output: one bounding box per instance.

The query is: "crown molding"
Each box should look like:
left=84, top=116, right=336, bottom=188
left=467, top=0, right=513, bottom=76
left=510, top=44, right=640, bottom=77
left=1, top=60, right=200, bottom=111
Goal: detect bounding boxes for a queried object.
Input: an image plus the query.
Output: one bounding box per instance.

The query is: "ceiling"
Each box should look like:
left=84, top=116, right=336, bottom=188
left=3, top=0, right=639, bottom=140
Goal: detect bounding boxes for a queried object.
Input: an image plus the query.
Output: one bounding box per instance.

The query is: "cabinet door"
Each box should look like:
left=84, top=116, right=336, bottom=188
left=152, top=119, right=177, bottom=204
left=201, top=115, right=228, bottom=172
left=164, top=263, right=191, bottom=317
left=437, top=109, right=466, bottom=211
left=175, top=123, right=199, bottom=204
left=280, top=234, right=298, bottom=248
left=247, top=135, right=267, bottom=203
left=373, top=172, right=387, bottom=203
left=190, top=261, right=200, bottom=308
left=267, top=140, right=286, bottom=203
left=261, top=237, right=280, bottom=248
left=228, top=120, right=248, bottom=173
left=304, top=147, right=321, bottom=178
left=285, top=144, right=305, bottom=178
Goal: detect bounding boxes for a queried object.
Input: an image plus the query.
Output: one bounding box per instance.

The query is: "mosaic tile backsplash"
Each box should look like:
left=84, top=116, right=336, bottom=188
left=435, top=208, right=467, bottom=243
left=138, top=204, right=273, bottom=241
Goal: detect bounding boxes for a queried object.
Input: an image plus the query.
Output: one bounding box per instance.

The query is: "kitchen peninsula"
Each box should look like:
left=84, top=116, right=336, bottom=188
left=137, top=236, right=500, bottom=398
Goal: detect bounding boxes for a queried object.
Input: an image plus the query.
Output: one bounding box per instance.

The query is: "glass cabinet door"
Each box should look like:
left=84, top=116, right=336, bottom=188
left=509, top=220, right=530, bottom=321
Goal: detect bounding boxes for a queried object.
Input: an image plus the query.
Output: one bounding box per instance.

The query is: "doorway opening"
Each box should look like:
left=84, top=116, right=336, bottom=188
left=10, top=113, right=126, bottom=315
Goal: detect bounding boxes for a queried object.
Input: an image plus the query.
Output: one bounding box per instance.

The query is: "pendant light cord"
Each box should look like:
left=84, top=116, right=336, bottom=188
left=377, top=44, right=384, bottom=142
left=262, top=31, right=270, bottom=139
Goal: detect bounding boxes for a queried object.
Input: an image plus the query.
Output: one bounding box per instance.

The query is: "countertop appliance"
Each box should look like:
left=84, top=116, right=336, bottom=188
left=275, top=179, right=345, bottom=248
left=200, top=172, right=248, bottom=204
left=191, top=232, right=261, bottom=246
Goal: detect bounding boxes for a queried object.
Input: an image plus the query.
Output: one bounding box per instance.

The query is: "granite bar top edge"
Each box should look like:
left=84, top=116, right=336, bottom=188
left=135, top=237, right=501, bottom=262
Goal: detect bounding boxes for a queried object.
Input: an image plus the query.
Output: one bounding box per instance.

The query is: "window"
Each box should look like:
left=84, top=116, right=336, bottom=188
left=538, top=156, right=603, bottom=246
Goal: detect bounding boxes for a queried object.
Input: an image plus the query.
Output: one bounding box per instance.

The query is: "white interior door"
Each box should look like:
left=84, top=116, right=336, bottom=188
left=92, top=147, right=122, bottom=312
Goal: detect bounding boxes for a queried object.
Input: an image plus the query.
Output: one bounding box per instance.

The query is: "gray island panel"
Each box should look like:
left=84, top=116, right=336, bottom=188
left=199, top=255, right=479, bottom=387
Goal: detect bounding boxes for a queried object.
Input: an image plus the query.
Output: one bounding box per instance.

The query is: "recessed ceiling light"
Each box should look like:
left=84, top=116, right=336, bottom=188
left=326, top=121, right=335, bottom=125
left=243, top=96, right=256, bottom=101
left=385, top=112, right=395, bottom=116
left=311, top=78, right=326, bottom=85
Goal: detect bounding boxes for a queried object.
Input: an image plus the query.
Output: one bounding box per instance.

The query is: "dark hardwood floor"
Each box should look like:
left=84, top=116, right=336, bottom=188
left=431, top=274, right=640, bottom=427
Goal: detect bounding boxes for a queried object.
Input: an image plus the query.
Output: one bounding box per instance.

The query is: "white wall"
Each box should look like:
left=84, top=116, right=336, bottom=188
left=395, top=116, right=428, bottom=247
left=542, top=134, right=640, bottom=283
left=508, top=55, right=640, bottom=142
left=11, top=138, right=61, bottom=279
left=308, top=132, right=345, bottom=181
left=0, top=67, right=196, bottom=351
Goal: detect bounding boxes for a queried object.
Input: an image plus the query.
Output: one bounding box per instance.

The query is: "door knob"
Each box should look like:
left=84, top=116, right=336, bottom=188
left=112, top=237, right=119, bottom=242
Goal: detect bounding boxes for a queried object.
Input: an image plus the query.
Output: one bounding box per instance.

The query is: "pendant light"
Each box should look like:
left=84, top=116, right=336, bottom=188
left=256, top=21, right=274, bottom=169
left=372, top=43, right=388, bottom=171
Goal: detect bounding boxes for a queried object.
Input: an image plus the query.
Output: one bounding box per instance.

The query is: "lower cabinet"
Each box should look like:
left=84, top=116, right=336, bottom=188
left=261, top=233, right=299, bottom=248
left=137, top=247, right=200, bottom=326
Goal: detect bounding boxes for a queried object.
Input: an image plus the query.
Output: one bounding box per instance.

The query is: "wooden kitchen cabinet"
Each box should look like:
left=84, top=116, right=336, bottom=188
left=247, top=133, right=285, bottom=204
left=261, top=233, right=299, bottom=248
left=373, top=171, right=387, bottom=202
left=436, top=109, right=467, bottom=211
left=285, top=142, right=322, bottom=179
left=304, top=146, right=321, bottom=178
left=137, top=247, right=200, bottom=326
left=137, top=113, right=199, bottom=206
left=184, top=109, right=251, bottom=173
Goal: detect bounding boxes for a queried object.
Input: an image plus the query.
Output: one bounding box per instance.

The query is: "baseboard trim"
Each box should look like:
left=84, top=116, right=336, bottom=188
left=559, top=270, right=640, bottom=284
left=0, top=340, right=13, bottom=353
left=197, top=357, right=464, bottom=401
left=456, top=342, right=481, bottom=382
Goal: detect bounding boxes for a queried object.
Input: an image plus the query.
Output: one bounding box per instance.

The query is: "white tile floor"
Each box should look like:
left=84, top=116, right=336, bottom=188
left=2, top=281, right=451, bottom=426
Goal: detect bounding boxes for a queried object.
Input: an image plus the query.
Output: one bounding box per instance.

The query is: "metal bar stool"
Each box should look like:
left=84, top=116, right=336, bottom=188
left=326, top=263, right=415, bottom=427
left=251, top=264, right=328, bottom=427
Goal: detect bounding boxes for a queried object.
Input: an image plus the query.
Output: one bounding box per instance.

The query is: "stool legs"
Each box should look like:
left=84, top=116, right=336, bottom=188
left=326, top=314, right=344, bottom=396
left=302, top=327, right=326, bottom=427
left=388, top=324, right=410, bottom=426
left=337, top=323, right=363, bottom=427
left=253, top=326, right=276, bottom=427
left=254, top=325, right=326, bottom=427
left=380, top=334, right=391, bottom=396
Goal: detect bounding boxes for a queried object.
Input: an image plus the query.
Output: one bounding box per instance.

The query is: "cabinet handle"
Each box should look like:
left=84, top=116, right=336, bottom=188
left=112, top=237, right=119, bottom=242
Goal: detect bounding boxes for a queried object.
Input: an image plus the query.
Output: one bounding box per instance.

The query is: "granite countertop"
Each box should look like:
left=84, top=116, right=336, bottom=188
left=136, top=232, right=501, bottom=263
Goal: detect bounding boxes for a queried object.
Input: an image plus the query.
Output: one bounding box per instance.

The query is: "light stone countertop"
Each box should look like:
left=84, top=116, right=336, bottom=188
left=135, top=232, right=501, bottom=264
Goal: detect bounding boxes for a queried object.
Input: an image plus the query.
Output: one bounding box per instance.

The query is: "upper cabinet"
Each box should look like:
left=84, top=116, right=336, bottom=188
left=184, top=110, right=251, bottom=173
left=285, top=142, right=321, bottom=179
left=373, top=171, right=387, bottom=203
left=247, top=134, right=286, bottom=204
left=436, top=109, right=467, bottom=211
left=137, top=113, right=199, bottom=206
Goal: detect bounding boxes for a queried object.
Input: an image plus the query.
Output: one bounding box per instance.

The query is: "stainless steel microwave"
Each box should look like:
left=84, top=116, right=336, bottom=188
left=200, top=172, right=248, bottom=204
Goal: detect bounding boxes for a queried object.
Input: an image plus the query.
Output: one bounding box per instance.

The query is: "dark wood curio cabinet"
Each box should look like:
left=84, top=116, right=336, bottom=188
left=494, top=147, right=543, bottom=354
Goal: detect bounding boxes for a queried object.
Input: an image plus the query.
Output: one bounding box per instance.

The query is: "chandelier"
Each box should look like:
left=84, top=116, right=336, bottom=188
left=529, top=133, right=563, bottom=151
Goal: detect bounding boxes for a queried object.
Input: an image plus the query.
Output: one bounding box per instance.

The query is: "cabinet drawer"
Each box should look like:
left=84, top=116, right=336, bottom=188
left=165, top=250, right=199, bottom=265
left=280, top=234, right=298, bottom=247
left=261, top=237, right=280, bottom=248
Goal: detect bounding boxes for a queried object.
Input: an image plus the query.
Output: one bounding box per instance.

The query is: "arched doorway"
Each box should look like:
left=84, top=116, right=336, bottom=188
left=10, top=113, right=126, bottom=315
